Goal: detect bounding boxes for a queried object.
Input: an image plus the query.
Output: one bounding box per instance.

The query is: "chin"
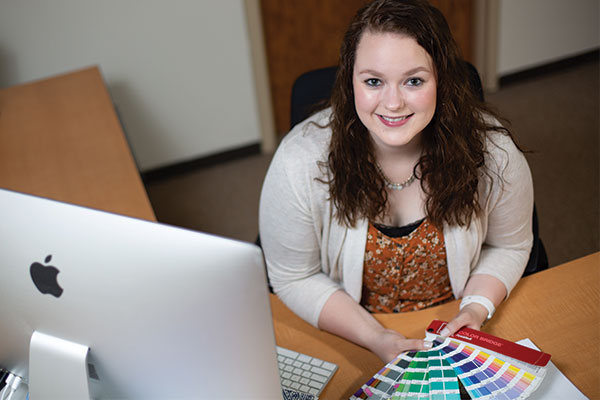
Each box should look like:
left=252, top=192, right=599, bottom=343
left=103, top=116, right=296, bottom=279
left=374, top=130, right=421, bottom=149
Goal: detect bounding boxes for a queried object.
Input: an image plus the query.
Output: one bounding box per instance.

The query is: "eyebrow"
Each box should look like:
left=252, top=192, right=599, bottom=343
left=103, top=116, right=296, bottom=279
left=357, top=66, right=432, bottom=76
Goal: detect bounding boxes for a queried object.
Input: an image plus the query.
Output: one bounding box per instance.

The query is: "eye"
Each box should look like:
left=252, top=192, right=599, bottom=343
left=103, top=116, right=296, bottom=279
left=406, top=77, right=424, bottom=87
left=364, top=78, right=382, bottom=87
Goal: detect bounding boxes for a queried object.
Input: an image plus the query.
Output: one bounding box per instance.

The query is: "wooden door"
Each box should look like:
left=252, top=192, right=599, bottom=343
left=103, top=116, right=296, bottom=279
left=260, top=0, right=473, bottom=136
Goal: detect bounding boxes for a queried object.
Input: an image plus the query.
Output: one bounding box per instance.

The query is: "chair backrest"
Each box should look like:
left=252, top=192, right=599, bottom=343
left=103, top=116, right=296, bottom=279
left=290, top=66, right=338, bottom=128
left=288, top=62, right=548, bottom=276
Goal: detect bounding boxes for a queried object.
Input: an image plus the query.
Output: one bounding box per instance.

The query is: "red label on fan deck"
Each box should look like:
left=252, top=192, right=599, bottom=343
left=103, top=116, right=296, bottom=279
left=426, top=320, right=551, bottom=367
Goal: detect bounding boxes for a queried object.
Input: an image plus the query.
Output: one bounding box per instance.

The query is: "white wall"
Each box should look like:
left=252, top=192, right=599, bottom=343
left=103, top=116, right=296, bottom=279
left=0, top=0, right=262, bottom=171
left=498, top=0, right=599, bottom=75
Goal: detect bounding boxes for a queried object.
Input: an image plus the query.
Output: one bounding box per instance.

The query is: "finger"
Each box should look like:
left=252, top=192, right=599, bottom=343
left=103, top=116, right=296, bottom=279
left=440, top=313, right=471, bottom=337
left=398, top=338, right=434, bottom=353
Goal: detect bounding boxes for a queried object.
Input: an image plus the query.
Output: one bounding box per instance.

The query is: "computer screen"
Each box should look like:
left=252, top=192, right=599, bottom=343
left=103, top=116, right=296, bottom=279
left=0, top=188, right=283, bottom=399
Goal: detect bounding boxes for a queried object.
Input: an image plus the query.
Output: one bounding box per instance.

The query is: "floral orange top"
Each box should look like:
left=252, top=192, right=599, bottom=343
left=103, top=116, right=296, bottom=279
left=360, top=219, right=454, bottom=313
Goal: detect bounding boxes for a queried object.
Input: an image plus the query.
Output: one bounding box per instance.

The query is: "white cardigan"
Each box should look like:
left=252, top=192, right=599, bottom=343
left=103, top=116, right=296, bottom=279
left=259, top=109, right=533, bottom=327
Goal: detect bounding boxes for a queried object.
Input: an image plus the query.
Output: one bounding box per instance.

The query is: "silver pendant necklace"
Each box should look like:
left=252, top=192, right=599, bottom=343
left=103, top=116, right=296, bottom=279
left=375, top=163, right=416, bottom=191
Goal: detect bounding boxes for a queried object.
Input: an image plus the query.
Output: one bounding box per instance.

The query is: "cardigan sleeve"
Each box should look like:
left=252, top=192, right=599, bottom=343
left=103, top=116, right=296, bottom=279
left=471, top=132, right=534, bottom=296
left=258, top=124, right=342, bottom=327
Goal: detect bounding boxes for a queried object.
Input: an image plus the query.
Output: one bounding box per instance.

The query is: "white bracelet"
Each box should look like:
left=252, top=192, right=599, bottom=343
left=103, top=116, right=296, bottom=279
left=460, top=295, right=495, bottom=320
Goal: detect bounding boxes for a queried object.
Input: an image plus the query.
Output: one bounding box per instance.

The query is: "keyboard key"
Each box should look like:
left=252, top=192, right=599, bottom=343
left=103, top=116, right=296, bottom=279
left=277, top=347, right=299, bottom=359
left=310, top=366, right=330, bottom=376
left=298, top=354, right=312, bottom=363
left=310, top=358, right=323, bottom=367
left=308, top=381, right=323, bottom=389
left=322, top=361, right=337, bottom=371
left=311, top=373, right=327, bottom=383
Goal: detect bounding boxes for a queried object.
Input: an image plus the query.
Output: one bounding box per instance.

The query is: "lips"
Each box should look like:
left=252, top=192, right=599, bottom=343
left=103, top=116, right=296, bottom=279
left=377, top=113, right=413, bottom=127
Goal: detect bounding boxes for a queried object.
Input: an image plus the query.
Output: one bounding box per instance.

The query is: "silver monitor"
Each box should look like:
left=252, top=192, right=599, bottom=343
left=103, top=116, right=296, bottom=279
left=0, top=188, right=282, bottom=399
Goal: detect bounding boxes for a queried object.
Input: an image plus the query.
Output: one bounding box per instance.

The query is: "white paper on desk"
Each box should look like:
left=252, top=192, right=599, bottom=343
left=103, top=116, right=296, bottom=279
left=517, top=338, right=588, bottom=400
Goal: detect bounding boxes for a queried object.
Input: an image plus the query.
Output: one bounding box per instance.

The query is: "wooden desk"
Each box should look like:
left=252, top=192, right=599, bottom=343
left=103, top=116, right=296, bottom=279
left=0, top=66, right=155, bottom=221
left=271, top=252, right=600, bottom=399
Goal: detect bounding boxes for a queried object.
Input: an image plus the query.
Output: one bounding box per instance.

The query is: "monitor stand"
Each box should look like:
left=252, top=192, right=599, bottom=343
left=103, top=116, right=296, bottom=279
left=29, top=331, right=91, bottom=400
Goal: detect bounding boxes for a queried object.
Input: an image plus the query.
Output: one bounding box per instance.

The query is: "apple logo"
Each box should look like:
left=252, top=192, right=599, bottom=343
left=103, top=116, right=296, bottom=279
left=30, top=255, right=63, bottom=298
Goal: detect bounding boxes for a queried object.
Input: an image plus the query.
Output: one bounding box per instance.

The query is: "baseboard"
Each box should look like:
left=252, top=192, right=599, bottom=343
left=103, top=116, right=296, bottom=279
left=499, top=49, right=599, bottom=86
left=141, top=143, right=261, bottom=183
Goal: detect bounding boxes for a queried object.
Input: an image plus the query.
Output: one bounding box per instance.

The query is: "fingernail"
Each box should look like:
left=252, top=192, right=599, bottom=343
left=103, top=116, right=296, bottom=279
left=424, top=341, right=433, bottom=349
left=440, top=328, right=450, bottom=337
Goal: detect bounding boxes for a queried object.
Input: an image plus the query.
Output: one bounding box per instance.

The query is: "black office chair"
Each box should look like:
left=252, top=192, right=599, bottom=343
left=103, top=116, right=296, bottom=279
left=290, top=66, right=338, bottom=128
left=288, top=62, right=548, bottom=276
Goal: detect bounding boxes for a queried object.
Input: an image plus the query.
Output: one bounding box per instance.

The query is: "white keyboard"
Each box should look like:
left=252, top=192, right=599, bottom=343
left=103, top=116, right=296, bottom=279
left=277, top=346, right=337, bottom=398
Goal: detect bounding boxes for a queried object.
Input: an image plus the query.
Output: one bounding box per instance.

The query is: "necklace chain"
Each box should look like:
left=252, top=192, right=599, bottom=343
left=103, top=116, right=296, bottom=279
left=375, top=163, right=416, bottom=191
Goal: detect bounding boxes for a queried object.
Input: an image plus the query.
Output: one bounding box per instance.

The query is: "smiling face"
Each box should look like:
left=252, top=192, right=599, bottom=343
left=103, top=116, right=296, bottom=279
left=353, top=31, right=437, bottom=154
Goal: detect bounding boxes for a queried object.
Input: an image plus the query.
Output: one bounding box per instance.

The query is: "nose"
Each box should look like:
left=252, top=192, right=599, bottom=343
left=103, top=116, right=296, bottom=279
left=384, top=86, right=404, bottom=111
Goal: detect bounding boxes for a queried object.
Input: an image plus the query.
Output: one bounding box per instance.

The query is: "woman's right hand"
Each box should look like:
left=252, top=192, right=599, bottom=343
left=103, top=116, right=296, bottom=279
left=367, top=327, right=432, bottom=363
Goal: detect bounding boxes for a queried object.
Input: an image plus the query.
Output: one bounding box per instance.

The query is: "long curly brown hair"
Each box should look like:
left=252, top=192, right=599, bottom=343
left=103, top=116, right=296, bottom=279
left=324, top=0, right=514, bottom=228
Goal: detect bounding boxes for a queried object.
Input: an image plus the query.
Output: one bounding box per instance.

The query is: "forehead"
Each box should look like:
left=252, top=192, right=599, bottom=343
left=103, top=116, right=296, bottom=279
left=353, top=31, right=433, bottom=73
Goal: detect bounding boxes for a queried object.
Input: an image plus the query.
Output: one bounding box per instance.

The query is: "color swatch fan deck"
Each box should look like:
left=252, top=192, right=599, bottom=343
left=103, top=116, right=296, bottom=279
left=351, top=320, right=551, bottom=400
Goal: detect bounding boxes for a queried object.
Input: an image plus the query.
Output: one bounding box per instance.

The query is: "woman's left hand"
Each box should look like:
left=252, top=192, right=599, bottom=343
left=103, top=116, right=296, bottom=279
left=440, top=302, right=488, bottom=337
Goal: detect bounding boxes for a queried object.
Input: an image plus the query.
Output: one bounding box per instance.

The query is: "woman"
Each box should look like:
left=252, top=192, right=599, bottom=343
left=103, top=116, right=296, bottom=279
left=259, top=0, right=533, bottom=363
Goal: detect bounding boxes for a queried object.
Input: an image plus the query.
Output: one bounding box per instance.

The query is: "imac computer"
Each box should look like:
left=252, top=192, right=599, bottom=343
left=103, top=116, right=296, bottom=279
left=0, top=188, right=283, bottom=399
